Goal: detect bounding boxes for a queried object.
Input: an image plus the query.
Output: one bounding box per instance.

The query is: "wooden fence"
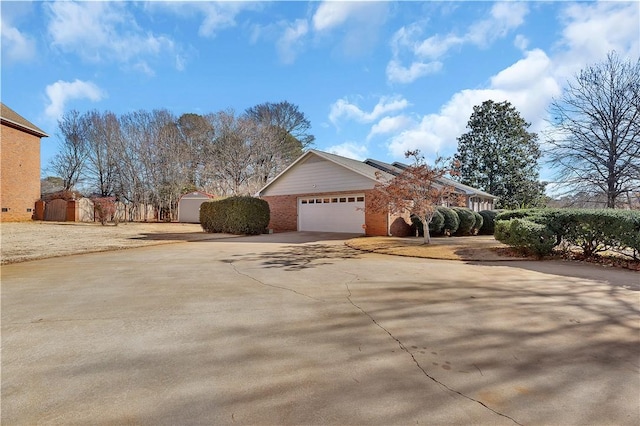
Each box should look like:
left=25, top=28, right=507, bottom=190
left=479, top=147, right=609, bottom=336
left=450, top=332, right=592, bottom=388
left=34, top=198, right=158, bottom=223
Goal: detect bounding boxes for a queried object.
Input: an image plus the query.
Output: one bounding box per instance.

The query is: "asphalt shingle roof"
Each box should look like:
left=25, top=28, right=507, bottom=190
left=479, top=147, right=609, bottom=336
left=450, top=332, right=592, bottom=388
left=1, top=103, right=48, bottom=137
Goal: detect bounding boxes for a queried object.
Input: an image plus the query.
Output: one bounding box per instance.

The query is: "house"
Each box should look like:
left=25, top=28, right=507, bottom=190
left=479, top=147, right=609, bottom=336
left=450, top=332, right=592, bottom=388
left=256, top=149, right=496, bottom=236
left=1, top=103, right=49, bottom=221
left=177, top=191, right=215, bottom=223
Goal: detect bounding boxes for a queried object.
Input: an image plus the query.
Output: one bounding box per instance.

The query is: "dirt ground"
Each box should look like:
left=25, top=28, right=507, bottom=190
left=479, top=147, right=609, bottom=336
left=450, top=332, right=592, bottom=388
left=0, top=221, right=233, bottom=265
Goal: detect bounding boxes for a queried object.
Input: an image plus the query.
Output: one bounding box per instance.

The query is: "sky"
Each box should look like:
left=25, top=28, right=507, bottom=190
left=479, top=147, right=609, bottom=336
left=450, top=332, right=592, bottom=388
left=2, top=0, right=639, bottom=187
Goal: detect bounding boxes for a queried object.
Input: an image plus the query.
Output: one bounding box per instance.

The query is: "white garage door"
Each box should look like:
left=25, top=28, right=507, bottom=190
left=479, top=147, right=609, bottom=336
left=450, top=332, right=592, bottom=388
left=298, top=194, right=365, bottom=233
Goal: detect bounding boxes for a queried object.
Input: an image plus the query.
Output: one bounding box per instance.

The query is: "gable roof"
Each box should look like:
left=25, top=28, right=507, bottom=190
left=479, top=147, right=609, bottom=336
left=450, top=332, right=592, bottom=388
left=1, top=103, right=49, bottom=138
left=256, top=149, right=393, bottom=196
left=364, top=157, right=497, bottom=199
left=257, top=149, right=497, bottom=199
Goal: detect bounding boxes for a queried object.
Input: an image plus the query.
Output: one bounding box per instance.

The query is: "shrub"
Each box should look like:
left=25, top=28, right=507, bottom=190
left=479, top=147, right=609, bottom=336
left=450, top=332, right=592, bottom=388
left=200, top=196, right=270, bottom=235
left=92, top=197, right=116, bottom=226
left=436, top=206, right=459, bottom=236
left=619, top=213, right=640, bottom=259
left=452, top=207, right=476, bottom=236
left=472, top=211, right=483, bottom=235
left=478, top=210, right=498, bottom=235
left=429, top=210, right=445, bottom=234
left=559, top=209, right=639, bottom=257
left=494, top=208, right=640, bottom=259
left=411, top=210, right=445, bottom=237
left=494, top=218, right=555, bottom=257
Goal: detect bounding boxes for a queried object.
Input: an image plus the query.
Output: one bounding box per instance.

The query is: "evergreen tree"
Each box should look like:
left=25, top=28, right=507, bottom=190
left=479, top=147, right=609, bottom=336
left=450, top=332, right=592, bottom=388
left=454, top=100, right=545, bottom=209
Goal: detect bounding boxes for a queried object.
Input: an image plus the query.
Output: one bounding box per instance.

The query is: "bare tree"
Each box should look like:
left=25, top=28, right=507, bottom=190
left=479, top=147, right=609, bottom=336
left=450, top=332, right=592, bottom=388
left=48, top=110, right=89, bottom=191
left=205, top=110, right=255, bottom=196
left=84, top=110, right=120, bottom=196
left=175, top=113, right=214, bottom=188
left=245, top=101, right=315, bottom=185
left=368, top=150, right=457, bottom=244
left=546, top=51, right=640, bottom=208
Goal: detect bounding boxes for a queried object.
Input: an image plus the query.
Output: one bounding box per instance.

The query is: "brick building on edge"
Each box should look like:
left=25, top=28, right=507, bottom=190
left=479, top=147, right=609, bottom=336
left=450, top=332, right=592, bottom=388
left=1, top=103, right=49, bottom=221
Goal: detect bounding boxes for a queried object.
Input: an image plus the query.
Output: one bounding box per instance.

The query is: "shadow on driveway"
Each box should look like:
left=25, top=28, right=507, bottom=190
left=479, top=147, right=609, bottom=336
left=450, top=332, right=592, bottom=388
left=471, top=259, right=640, bottom=291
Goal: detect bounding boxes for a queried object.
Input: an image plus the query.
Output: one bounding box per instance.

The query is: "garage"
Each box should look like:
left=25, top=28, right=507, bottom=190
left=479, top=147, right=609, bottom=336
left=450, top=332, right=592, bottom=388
left=298, top=194, right=365, bottom=233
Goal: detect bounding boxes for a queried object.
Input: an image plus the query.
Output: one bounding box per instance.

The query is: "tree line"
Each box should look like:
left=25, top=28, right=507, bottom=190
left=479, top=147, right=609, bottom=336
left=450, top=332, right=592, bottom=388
left=48, top=101, right=314, bottom=220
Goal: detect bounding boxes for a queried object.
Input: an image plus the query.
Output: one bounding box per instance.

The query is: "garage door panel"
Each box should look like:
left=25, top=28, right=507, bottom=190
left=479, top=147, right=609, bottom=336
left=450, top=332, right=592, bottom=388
left=298, top=194, right=365, bottom=233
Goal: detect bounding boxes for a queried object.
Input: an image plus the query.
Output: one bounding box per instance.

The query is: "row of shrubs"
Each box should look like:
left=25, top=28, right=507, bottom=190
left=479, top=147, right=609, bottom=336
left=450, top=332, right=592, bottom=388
left=494, top=208, right=640, bottom=258
left=413, top=207, right=499, bottom=237
left=200, top=196, right=270, bottom=235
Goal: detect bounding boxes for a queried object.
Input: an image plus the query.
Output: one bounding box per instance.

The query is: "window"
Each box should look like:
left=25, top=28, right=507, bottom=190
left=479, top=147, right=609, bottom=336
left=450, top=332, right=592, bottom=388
left=339, top=198, right=347, bottom=203
left=315, top=199, right=322, bottom=204
left=323, top=198, right=330, bottom=203
left=348, top=197, right=355, bottom=202
left=301, top=200, right=308, bottom=204
left=356, top=196, right=364, bottom=202
left=26, top=208, right=32, bottom=212
left=308, top=199, right=315, bottom=204
left=1, top=208, right=7, bottom=212
left=331, top=198, right=338, bottom=203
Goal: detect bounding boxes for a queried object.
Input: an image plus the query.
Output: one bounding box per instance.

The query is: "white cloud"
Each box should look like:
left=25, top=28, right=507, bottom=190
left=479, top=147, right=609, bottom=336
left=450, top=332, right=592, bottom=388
left=46, top=2, right=178, bottom=71
left=386, top=59, right=442, bottom=84
left=312, top=1, right=389, bottom=58
left=554, top=1, right=639, bottom=79
left=368, top=115, right=416, bottom=140
left=490, top=49, right=552, bottom=91
left=276, top=19, right=309, bottom=64
left=44, top=79, right=105, bottom=120
left=1, top=17, right=36, bottom=63
left=329, top=96, right=410, bottom=125
left=467, top=2, right=528, bottom=47
left=387, top=48, right=561, bottom=158
left=514, top=34, right=529, bottom=51
left=387, top=2, right=529, bottom=84
left=326, top=142, right=369, bottom=161
left=196, top=2, right=253, bottom=37
left=415, top=33, right=464, bottom=60
left=313, top=2, right=366, bottom=32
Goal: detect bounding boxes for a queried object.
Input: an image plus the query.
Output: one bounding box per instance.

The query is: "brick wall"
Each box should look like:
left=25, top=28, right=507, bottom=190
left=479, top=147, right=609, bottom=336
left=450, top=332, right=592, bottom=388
left=1, top=124, right=41, bottom=221
left=262, top=189, right=397, bottom=237
left=261, top=194, right=299, bottom=232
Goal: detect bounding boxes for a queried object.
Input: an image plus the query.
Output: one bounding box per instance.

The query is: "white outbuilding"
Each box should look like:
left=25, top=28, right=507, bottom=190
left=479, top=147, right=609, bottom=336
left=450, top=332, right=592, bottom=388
left=177, top=191, right=215, bottom=223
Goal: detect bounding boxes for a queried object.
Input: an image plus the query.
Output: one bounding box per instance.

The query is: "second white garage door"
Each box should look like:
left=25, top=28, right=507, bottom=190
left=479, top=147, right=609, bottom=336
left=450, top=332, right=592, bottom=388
left=298, top=194, right=365, bottom=233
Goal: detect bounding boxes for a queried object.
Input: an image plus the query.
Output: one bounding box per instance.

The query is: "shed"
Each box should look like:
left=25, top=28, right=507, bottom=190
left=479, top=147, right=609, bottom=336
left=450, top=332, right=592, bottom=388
left=177, top=191, right=215, bottom=223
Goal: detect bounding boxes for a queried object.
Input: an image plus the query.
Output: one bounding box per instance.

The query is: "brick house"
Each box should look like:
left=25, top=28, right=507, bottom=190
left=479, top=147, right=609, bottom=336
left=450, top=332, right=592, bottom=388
left=257, top=149, right=496, bottom=236
left=1, top=103, right=49, bottom=221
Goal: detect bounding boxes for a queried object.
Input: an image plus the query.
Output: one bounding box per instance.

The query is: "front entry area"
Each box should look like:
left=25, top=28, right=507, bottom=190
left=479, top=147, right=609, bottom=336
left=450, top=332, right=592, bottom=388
left=298, top=194, right=365, bottom=233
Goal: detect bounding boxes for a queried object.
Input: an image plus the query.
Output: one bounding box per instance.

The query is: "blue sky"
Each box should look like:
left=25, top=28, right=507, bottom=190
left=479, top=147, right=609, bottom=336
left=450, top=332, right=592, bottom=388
left=2, top=1, right=639, bottom=186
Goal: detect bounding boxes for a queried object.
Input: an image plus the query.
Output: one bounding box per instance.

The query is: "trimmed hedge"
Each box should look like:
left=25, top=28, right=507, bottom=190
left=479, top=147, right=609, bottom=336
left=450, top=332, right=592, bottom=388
left=452, top=207, right=476, bottom=236
left=494, top=208, right=640, bottom=259
left=436, top=206, right=459, bottom=235
left=472, top=211, right=484, bottom=235
left=478, top=210, right=499, bottom=235
left=494, top=218, right=556, bottom=257
left=411, top=210, right=445, bottom=237
left=200, top=196, right=270, bottom=235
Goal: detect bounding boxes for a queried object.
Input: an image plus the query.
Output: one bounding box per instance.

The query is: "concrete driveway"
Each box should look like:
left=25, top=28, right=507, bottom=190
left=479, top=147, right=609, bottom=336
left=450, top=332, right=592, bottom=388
left=2, top=232, right=638, bottom=425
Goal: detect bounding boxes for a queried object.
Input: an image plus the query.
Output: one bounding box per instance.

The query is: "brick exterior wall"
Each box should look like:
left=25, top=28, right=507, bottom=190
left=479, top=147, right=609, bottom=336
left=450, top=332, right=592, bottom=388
left=1, top=124, right=42, bottom=221
left=261, top=194, right=299, bottom=232
left=262, top=189, right=413, bottom=237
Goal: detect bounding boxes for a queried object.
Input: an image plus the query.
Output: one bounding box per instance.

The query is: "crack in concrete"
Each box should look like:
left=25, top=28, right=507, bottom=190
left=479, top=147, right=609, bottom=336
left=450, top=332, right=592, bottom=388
left=227, top=261, right=323, bottom=302
left=343, top=280, right=523, bottom=426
